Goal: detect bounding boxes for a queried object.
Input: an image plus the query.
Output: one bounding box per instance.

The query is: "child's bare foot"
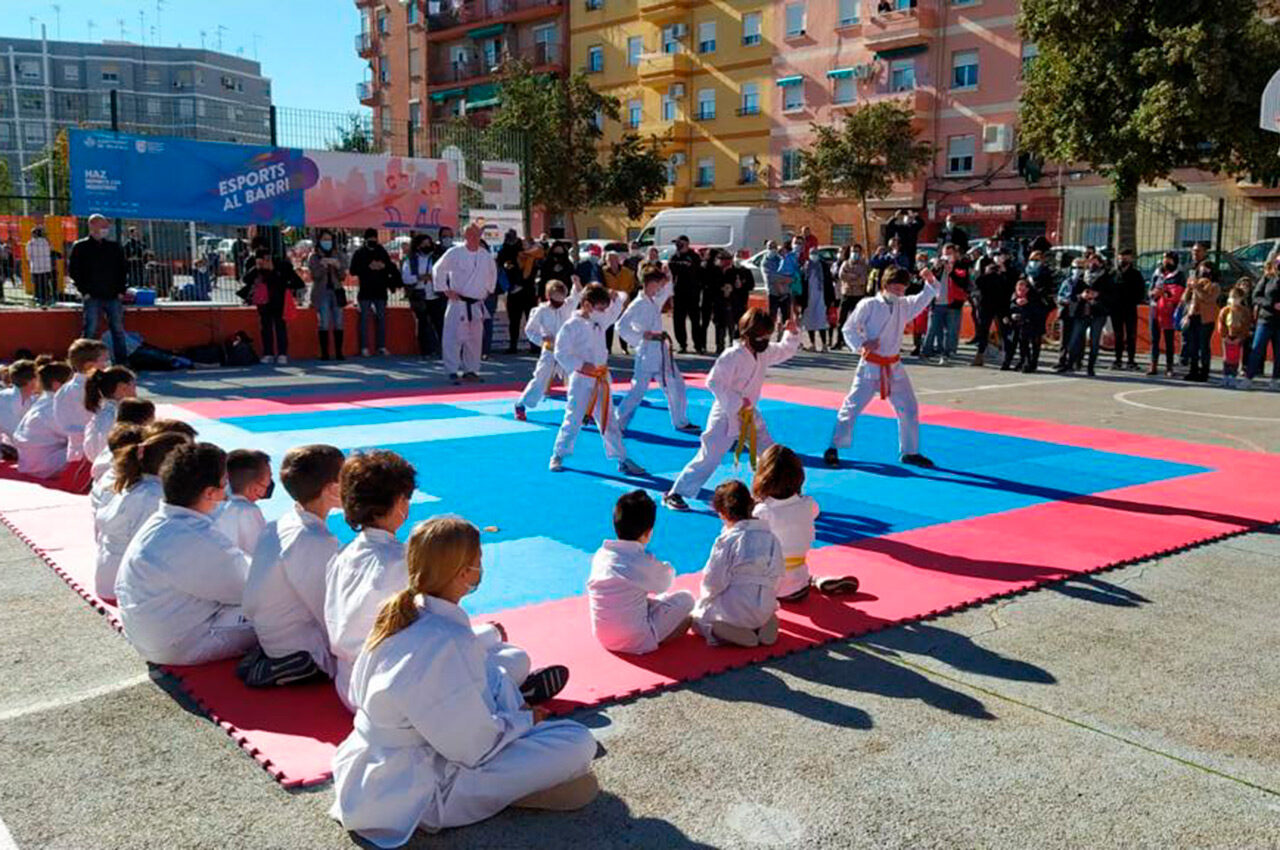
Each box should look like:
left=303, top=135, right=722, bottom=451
left=757, top=615, right=779, bottom=646
left=660, top=616, right=693, bottom=645
left=712, top=621, right=759, bottom=647
left=513, top=772, right=599, bottom=811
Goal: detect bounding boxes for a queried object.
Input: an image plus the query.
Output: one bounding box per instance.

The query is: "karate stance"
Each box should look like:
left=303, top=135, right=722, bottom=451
left=615, top=266, right=699, bottom=434
left=432, top=224, right=496, bottom=384
left=513, top=278, right=583, bottom=421
left=663, top=307, right=801, bottom=512
left=824, top=266, right=939, bottom=469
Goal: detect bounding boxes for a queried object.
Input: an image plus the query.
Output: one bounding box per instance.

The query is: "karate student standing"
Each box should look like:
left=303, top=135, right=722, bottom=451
left=115, top=442, right=258, bottom=665
left=824, top=266, right=939, bottom=469
left=13, top=361, right=73, bottom=478
left=513, top=278, right=583, bottom=421
left=663, top=307, right=801, bottom=512
left=330, top=516, right=598, bottom=845
left=214, top=449, right=272, bottom=555
left=432, top=224, right=496, bottom=384
left=549, top=284, right=646, bottom=476
left=615, top=266, right=700, bottom=435
left=82, top=365, right=137, bottom=463
left=53, top=338, right=110, bottom=463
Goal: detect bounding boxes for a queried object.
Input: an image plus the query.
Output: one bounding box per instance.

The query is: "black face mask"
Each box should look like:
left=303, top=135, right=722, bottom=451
left=749, top=336, right=770, bottom=354
left=262, top=479, right=275, bottom=500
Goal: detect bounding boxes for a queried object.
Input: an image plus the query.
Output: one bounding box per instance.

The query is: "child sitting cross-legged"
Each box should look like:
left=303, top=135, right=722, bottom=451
left=692, top=480, right=784, bottom=648
left=13, top=361, right=73, bottom=478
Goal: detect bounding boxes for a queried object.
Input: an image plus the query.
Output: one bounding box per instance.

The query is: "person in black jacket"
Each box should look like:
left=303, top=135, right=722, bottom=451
left=497, top=230, right=534, bottom=354
left=1061, top=253, right=1113, bottom=376
left=1003, top=277, right=1046, bottom=372
left=239, top=248, right=304, bottom=364
left=695, top=249, right=725, bottom=354
left=971, top=255, right=1015, bottom=366
left=884, top=210, right=925, bottom=260
left=1111, top=248, right=1145, bottom=370
left=68, top=214, right=129, bottom=364
left=349, top=228, right=398, bottom=356
left=720, top=252, right=754, bottom=346
left=938, top=214, right=970, bottom=253
left=667, top=235, right=703, bottom=354
left=537, top=241, right=575, bottom=303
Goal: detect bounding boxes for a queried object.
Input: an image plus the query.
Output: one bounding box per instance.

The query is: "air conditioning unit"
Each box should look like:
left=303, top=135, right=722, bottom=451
left=671, top=23, right=689, bottom=39
left=669, top=83, right=686, bottom=99
left=983, top=123, right=1013, bottom=153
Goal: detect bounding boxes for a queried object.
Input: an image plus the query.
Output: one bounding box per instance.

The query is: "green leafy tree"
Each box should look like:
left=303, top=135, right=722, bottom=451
left=599, top=133, right=669, bottom=221
left=30, top=128, right=71, bottom=206
left=1019, top=0, right=1280, bottom=249
left=797, top=100, right=933, bottom=248
left=0, top=158, right=16, bottom=215
left=331, top=114, right=374, bottom=153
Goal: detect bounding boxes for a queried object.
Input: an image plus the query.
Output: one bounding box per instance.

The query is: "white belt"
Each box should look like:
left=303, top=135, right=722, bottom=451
left=354, top=710, right=422, bottom=749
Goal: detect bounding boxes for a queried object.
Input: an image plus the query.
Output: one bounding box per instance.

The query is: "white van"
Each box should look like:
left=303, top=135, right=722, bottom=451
left=636, top=207, right=782, bottom=258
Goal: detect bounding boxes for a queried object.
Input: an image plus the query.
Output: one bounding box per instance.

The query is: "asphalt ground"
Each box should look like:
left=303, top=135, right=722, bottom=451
left=1, top=337, right=1279, bottom=850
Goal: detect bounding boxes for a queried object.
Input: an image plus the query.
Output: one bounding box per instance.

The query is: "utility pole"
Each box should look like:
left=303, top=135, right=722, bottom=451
left=50, top=5, right=61, bottom=40
left=155, top=0, right=164, bottom=46
left=199, top=29, right=206, bottom=49
left=117, top=18, right=126, bottom=41
left=87, top=19, right=95, bottom=42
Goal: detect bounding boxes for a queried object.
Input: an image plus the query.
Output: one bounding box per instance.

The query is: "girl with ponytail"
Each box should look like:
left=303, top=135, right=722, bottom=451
left=82, top=366, right=137, bottom=463
left=91, top=423, right=145, bottom=525
left=331, top=516, right=599, bottom=843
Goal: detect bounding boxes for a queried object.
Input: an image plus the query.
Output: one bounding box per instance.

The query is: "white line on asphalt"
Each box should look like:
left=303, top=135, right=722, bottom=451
left=0, top=673, right=151, bottom=724
left=1113, top=388, right=1280, bottom=422
left=0, top=812, right=18, bottom=850
left=916, top=377, right=1066, bottom=396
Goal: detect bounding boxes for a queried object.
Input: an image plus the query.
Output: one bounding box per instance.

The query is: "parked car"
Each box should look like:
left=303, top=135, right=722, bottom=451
left=636, top=206, right=781, bottom=259
left=1134, top=248, right=1255, bottom=283
left=1230, top=238, right=1280, bottom=277
left=576, top=239, right=629, bottom=262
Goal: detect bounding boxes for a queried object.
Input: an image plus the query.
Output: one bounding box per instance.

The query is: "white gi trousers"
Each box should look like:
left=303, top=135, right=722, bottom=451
left=442, top=299, right=485, bottom=376
left=616, top=354, right=689, bottom=430
left=671, top=409, right=775, bottom=499
left=552, top=371, right=626, bottom=461
left=829, top=361, right=921, bottom=456
left=517, top=348, right=562, bottom=409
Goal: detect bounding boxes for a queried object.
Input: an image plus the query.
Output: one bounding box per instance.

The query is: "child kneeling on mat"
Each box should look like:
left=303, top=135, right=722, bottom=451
left=588, top=490, right=695, bottom=654
left=692, top=480, right=784, bottom=648
left=240, top=444, right=346, bottom=688
left=753, top=445, right=859, bottom=603
left=331, top=516, right=599, bottom=844
left=214, top=449, right=272, bottom=555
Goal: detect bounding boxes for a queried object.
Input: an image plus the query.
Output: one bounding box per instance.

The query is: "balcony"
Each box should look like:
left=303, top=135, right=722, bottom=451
left=432, top=43, right=563, bottom=84
left=355, top=31, right=377, bottom=57
left=638, top=118, right=692, bottom=142
left=736, top=105, right=761, bottom=117
left=864, top=7, right=936, bottom=53
left=427, top=0, right=562, bottom=36
left=638, top=51, right=693, bottom=87
left=863, top=85, right=933, bottom=120
left=357, top=80, right=378, bottom=105
left=639, top=0, right=694, bottom=25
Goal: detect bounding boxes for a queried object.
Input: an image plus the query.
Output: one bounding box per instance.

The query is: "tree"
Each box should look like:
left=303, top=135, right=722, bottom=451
left=331, top=114, right=374, bottom=153
left=599, top=133, right=669, bottom=221
left=1019, top=0, right=1280, bottom=250
left=0, top=158, right=16, bottom=216
left=796, top=100, right=933, bottom=248
left=30, top=128, right=71, bottom=208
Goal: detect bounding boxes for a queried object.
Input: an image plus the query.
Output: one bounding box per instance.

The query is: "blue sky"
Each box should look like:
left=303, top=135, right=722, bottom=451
left=1, top=0, right=367, bottom=113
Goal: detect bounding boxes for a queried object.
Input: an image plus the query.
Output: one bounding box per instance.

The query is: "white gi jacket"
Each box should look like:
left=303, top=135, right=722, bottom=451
left=693, top=518, right=784, bottom=631
left=94, top=474, right=163, bottom=599
left=244, top=504, right=339, bottom=674
left=754, top=494, right=819, bottom=598
left=13, top=393, right=66, bottom=478
left=115, top=503, right=252, bottom=665
left=842, top=282, right=939, bottom=356
left=617, top=283, right=674, bottom=372
left=704, top=331, right=802, bottom=440
left=325, top=528, right=407, bottom=710
left=51, top=372, right=90, bottom=461
left=523, top=290, right=582, bottom=348
left=214, top=495, right=267, bottom=556
left=0, top=386, right=33, bottom=439
left=431, top=244, right=496, bottom=317
left=587, top=539, right=677, bottom=655
left=553, top=295, right=627, bottom=376
left=82, top=400, right=117, bottom=465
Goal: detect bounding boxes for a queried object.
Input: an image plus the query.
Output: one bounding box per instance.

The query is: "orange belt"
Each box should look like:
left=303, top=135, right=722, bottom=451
left=579, top=364, right=611, bottom=433
left=862, top=351, right=901, bottom=400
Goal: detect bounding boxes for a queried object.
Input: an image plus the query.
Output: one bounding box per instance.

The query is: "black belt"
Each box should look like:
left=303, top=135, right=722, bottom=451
left=456, top=294, right=480, bottom=320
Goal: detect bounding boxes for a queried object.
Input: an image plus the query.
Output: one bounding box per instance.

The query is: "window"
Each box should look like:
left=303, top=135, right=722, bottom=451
left=0, top=124, right=10, bottom=145
left=63, top=65, right=78, bottom=82
left=1175, top=220, right=1214, bottom=248
left=18, top=61, right=39, bottom=81
left=893, top=0, right=913, bottom=8
left=587, top=45, right=603, bottom=73
left=101, top=66, right=119, bottom=83
left=785, top=3, right=806, bottom=38
left=147, top=98, right=161, bottom=116
left=1080, top=219, right=1109, bottom=246
left=739, top=154, right=757, bottom=184
left=696, top=157, right=714, bottom=187
left=409, top=48, right=421, bottom=77
left=946, top=135, right=975, bottom=175
left=697, top=88, right=715, bottom=120
left=381, top=113, right=393, bottom=137
left=667, top=152, right=686, bottom=185
left=377, top=12, right=388, bottom=33
left=23, top=124, right=43, bottom=146
left=952, top=0, right=978, bottom=5
left=1021, top=42, right=1039, bottom=76
left=221, top=74, right=238, bottom=91
left=482, top=37, right=500, bottom=70
left=18, top=92, right=42, bottom=113
left=146, top=68, right=161, bottom=85
left=951, top=50, right=978, bottom=89
left=662, top=26, right=681, bottom=54
left=585, top=226, right=601, bottom=240
left=407, top=1, right=418, bottom=24
left=781, top=148, right=801, bottom=182
left=832, top=224, right=855, bottom=245
left=628, top=36, right=643, bottom=66
left=661, top=92, right=677, bottom=121
left=409, top=101, right=421, bottom=128
left=832, top=73, right=856, bottom=104
left=586, top=0, right=603, bottom=8
left=450, top=45, right=469, bottom=67
left=178, top=99, right=194, bottom=119
left=740, top=82, right=760, bottom=115
left=379, top=57, right=389, bottom=84
left=698, top=21, right=716, bottom=53
left=197, top=99, right=207, bottom=117
left=742, top=12, right=762, bottom=46
left=195, top=70, right=204, bottom=86
left=628, top=98, right=642, bottom=128
left=839, top=0, right=860, bottom=26
left=889, top=58, right=916, bottom=91
left=174, top=70, right=192, bottom=89
left=781, top=80, right=804, bottom=112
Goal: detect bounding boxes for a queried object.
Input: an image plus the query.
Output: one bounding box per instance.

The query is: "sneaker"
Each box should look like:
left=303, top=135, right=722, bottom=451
left=663, top=493, right=690, bottom=512
left=378, top=347, right=390, bottom=356
left=1238, top=377, right=1253, bottom=390
left=276, top=355, right=288, bottom=365
left=462, top=372, right=484, bottom=383
left=935, top=356, right=949, bottom=367
left=677, top=423, right=701, bottom=433
left=617, top=458, right=646, bottom=477
left=260, top=355, right=274, bottom=365
left=823, top=447, right=840, bottom=468
left=548, top=455, right=564, bottom=472
left=520, top=665, right=570, bottom=705
left=901, top=453, right=935, bottom=468
left=514, top=404, right=527, bottom=421
left=815, top=575, right=861, bottom=596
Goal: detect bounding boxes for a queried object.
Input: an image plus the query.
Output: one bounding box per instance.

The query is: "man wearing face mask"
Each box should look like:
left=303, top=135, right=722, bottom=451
left=668, top=235, right=703, bottom=354
left=1054, top=259, right=1087, bottom=372
left=884, top=209, right=924, bottom=260
left=825, top=266, right=940, bottom=470
left=1112, top=248, right=1145, bottom=370
left=939, top=214, right=970, bottom=253
left=68, top=214, right=129, bottom=365
left=538, top=241, right=575, bottom=303
left=348, top=228, right=398, bottom=357
left=433, top=224, right=497, bottom=384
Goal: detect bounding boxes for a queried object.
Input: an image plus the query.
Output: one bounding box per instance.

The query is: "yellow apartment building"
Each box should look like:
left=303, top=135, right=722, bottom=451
left=572, top=0, right=777, bottom=240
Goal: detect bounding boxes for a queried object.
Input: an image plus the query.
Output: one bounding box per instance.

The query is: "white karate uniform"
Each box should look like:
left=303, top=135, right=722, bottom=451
left=692, top=518, right=784, bottom=639
left=325, top=528, right=529, bottom=712
left=516, top=287, right=583, bottom=410
left=114, top=503, right=256, bottom=666
left=830, top=283, right=938, bottom=457
left=91, top=445, right=114, bottom=483
left=244, top=504, right=340, bottom=676
left=0, top=386, right=33, bottom=442
left=51, top=372, right=90, bottom=462
left=670, top=330, right=802, bottom=500
left=586, top=539, right=695, bottom=655
left=94, top=474, right=164, bottom=599
left=615, top=282, right=690, bottom=431
left=753, top=494, right=820, bottom=599
left=12, top=393, right=67, bottom=479
left=82, top=399, right=117, bottom=465
left=214, top=495, right=267, bottom=557
left=330, top=596, right=596, bottom=845
left=432, top=244, right=496, bottom=376
left=91, top=464, right=118, bottom=523
left=551, top=294, right=630, bottom=463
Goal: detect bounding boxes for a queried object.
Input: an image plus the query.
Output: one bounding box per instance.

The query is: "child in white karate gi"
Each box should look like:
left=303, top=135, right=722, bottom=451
left=664, top=307, right=801, bottom=512
left=90, top=398, right=156, bottom=486
left=587, top=490, right=695, bottom=654
left=115, top=442, right=258, bottom=665
left=240, top=444, right=345, bottom=688
left=52, top=338, right=110, bottom=464
left=754, top=445, right=859, bottom=603
left=82, top=365, right=137, bottom=464
left=94, top=431, right=192, bottom=600
left=330, top=516, right=598, bottom=843
left=824, top=266, right=940, bottom=469
left=13, top=361, right=73, bottom=479
left=616, top=266, right=699, bottom=435
left=92, top=415, right=186, bottom=521
left=214, top=449, right=272, bottom=555
left=432, top=224, right=497, bottom=384
left=692, top=480, right=784, bottom=647
left=0, top=359, right=38, bottom=460
left=549, top=284, right=646, bottom=476
left=514, top=278, right=583, bottom=421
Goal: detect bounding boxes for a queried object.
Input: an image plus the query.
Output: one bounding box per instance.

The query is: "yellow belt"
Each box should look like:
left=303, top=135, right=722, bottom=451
left=542, top=340, right=557, bottom=392
left=784, top=555, right=807, bottom=571
left=580, top=365, right=611, bottom=434
left=542, top=340, right=554, bottom=351
left=734, top=405, right=757, bottom=470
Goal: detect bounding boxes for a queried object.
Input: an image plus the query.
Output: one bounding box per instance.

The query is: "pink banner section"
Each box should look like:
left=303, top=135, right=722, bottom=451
left=302, top=151, right=458, bottom=231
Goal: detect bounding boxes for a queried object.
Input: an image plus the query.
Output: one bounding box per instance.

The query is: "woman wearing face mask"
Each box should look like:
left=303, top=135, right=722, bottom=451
left=401, top=234, right=440, bottom=359
left=307, top=230, right=349, bottom=361
left=538, top=242, right=575, bottom=303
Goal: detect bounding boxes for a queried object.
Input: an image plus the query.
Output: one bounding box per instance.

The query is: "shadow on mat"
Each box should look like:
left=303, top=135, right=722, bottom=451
left=860, top=622, right=1057, bottom=684
left=689, top=665, right=874, bottom=730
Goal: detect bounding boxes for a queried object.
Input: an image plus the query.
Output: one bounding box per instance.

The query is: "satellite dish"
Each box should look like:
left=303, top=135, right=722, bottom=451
left=1260, top=68, right=1280, bottom=134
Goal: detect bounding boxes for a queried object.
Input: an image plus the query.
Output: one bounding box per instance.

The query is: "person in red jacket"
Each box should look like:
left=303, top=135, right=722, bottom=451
left=1149, top=253, right=1186, bottom=377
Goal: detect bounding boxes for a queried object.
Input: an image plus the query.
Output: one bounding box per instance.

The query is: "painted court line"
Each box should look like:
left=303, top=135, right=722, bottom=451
left=0, top=673, right=151, bottom=723
left=916, top=376, right=1065, bottom=396
left=0, top=813, right=18, bottom=850
left=1114, top=388, right=1280, bottom=423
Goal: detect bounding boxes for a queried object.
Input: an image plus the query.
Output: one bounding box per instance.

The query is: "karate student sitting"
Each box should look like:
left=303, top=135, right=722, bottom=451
left=691, top=480, right=783, bottom=648
left=615, top=266, right=699, bottom=435
left=115, top=442, right=258, bottom=665
left=13, top=361, right=73, bottom=478
left=663, top=307, right=801, bottom=512
left=330, top=516, right=598, bottom=844
left=90, top=397, right=155, bottom=485
left=754, top=445, right=859, bottom=603
left=82, top=365, right=137, bottom=463
left=91, top=414, right=184, bottom=520
left=94, top=431, right=191, bottom=599
left=52, top=338, right=110, bottom=464
left=549, top=283, right=646, bottom=476
left=587, top=489, right=695, bottom=654
left=0, top=359, right=37, bottom=460
left=824, top=265, right=940, bottom=470
left=240, top=444, right=345, bottom=688
left=214, top=449, right=272, bottom=555
left=514, top=277, right=583, bottom=421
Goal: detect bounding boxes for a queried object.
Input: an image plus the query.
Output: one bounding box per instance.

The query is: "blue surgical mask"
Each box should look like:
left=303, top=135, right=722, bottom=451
left=1026, top=261, right=1040, bottom=273
left=320, top=240, right=333, bottom=251
left=466, top=563, right=483, bottom=595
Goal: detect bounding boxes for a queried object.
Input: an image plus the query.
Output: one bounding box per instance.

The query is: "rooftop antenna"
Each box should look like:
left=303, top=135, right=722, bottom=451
left=117, top=18, right=126, bottom=40
left=138, top=9, right=145, bottom=45
left=215, top=24, right=227, bottom=52
left=51, top=4, right=61, bottom=40
left=199, top=29, right=206, bottom=49
left=87, top=19, right=95, bottom=42
left=251, top=32, right=260, bottom=60
left=155, top=0, right=164, bottom=45
left=28, top=16, right=37, bottom=39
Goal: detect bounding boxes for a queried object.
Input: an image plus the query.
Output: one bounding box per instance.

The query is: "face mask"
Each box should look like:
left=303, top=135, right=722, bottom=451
left=466, top=562, right=483, bottom=595
left=1026, top=261, right=1040, bottom=273
left=882, top=290, right=901, bottom=302
left=589, top=255, right=600, bottom=264
left=749, top=336, right=770, bottom=354
left=320, top=240, right=333, bottom=251
left=851, top=252, right=861, bottom=261
left=440, top=237, right=453, bottom=248
left=262, top=479, right=275, bottom=500
left=1163, top=262, right=1174, bottom=272
left=550, top=298, right=565, bottom=309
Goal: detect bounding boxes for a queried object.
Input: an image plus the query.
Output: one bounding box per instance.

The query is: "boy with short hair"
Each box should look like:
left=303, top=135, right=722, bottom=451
left=214, top=449, right=272, bottom=555
left=0, top=359, right=38, bottom=459
left=514, top=278, right=583, bottom=420
left=615, top=267, right=699, bottom=435
left=53, top=338, right=110, bottom=463
left=240, top=444, right=345, bottom=688
left=587, top=490, right=695, bottom=654
left=13, top=361, right=73, bottom=478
